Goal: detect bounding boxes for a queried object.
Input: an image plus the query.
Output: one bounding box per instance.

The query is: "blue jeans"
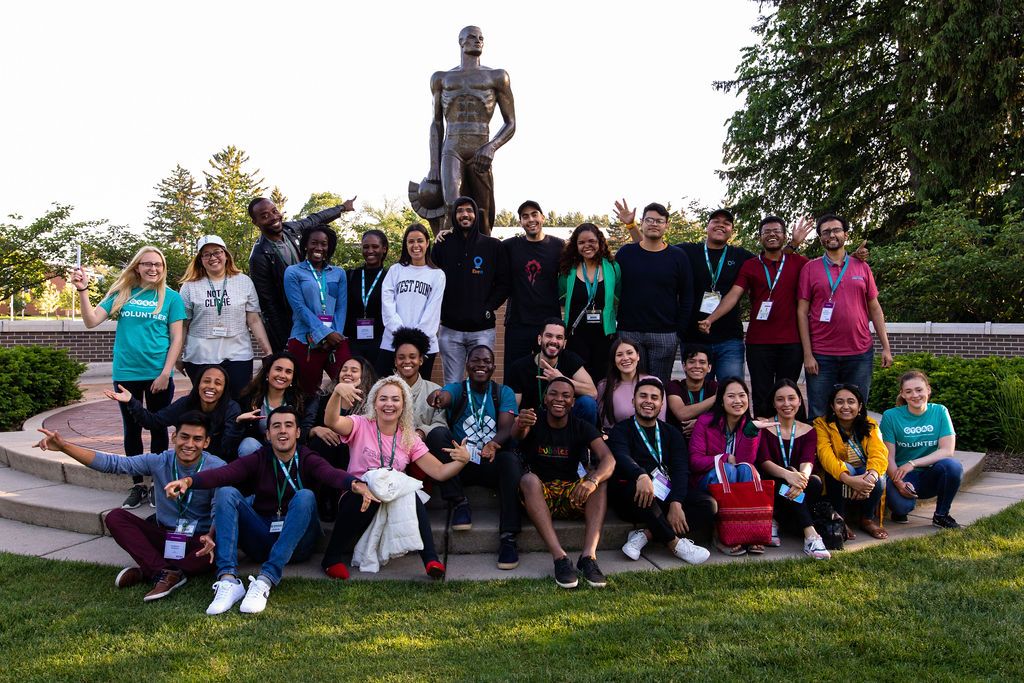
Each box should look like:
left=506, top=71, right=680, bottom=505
left=699, top=462, right=755, bottom=492
left=213, top=486, right=320, bottom=585
left=805, top=349, right=874, bottom=420
left=709, top=338, right=745, bottom=383
left=886, top=458, right=963, bottom=517
left=572, top=395, right=599, bottom=427
left=438, top=326, right=497, bottom=385
left=238, top=437, right=263, bottom=458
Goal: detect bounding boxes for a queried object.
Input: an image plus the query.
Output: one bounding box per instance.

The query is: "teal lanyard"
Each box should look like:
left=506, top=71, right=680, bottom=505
left=773, top=417, right=796, bottom=468
left=465, top=379, right=490, bottom=428
left=172, top=454, right=206, bottom=518
left=633, top=418, right=663, bottom=470
left=822, top=255, right=850, bottom=301
left=308, top=262, right=328, bottom=314
left=361, top=268, right=383, bottom=316
left=376, top=425, right=398, bottom=469
left=704, top=243, right=728, bottom=292
left=687, top=387, right=705, bottom=404
left=206, top=276, right=228, bottom=315
left=581, top=262, right=600, bottom=307
left=724, top=428, right=736, bottom=456
left=847, top=438, right=866, bottom=466
left=759, top=253, right=786, bottom=300
left=274, top=452, right=302, bottom=515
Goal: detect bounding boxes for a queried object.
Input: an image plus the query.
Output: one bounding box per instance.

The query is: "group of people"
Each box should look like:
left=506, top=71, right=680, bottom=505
left=40, top=195, right=962, bottom=611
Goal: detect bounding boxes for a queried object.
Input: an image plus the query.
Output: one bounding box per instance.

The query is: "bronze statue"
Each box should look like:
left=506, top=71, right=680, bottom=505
left=409, top=26, right=516, bottom=235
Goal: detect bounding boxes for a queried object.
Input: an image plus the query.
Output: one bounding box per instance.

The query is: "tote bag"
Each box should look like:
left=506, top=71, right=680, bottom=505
left=707, top=454, right=775, bottom=546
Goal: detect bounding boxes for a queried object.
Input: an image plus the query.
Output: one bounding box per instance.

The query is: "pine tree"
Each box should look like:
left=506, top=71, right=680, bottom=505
left=145, top=165, right=203, bottom=253
left=202, top=146, right=266, bottom=266
left=270, top=186, right=289, bottom=220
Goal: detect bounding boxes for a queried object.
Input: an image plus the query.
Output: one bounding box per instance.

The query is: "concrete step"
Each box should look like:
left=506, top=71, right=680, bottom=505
left=446, top=507, right=635, bottom=553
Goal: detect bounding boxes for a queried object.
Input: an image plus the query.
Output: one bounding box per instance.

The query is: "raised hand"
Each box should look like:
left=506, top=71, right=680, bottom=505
left=613, top=198, right=636, bottom=225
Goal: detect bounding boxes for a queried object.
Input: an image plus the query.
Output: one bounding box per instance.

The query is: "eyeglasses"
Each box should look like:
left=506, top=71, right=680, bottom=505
left=138, top=261, right=164, bottom=270
left=201, top=250, right=226, bottom=261
left=642, top=217, right=667, bottom=226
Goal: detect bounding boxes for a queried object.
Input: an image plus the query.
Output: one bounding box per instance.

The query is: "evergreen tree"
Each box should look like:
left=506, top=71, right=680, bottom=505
left=270, top=186, right=288, bottom=220
left=145, top=165, right=203, bottom=252
left=202, top=146, right=266, bottom=266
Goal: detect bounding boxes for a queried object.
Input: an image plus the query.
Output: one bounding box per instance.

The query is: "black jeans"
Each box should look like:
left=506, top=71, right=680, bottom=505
left=426, top=427, right=523, bottom=535
left=183, top=359, right=254, bottom=403
left=321, top=490, right=438, bottom=569
left=768, top=474, right=823, bottom=531
left=608, top=478, right=716, bottom=546
left=114, top=379, right=174, bottom=484
left=823, top=471, right=884, bottom=522
left=745, top=343, right=805, bottom=418
left=503, top=321, right=543, bottom=379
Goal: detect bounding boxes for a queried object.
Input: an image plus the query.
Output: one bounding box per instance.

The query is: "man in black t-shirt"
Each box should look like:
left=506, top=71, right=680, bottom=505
left=501, top=200, right=565, bottom=376
left=514, top=377, right=616, bottom=589
left=505, top=318, right=598, bottom=425
left=607, top=378, right=713, bottom=563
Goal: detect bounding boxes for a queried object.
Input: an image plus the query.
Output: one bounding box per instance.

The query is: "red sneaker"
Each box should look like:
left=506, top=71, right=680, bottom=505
left=425, top=560, right=446, bottom=580
left=324, top=562, right=350, bottom=580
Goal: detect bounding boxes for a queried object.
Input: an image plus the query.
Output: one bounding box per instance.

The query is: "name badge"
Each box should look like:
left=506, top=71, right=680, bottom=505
left=756, top=301, right=773, bottom=321
left=700, top=291, right=721, bottom=315
left=269, top=518, right=285, bottom=534
left=652, top=470, right=672, bottom=501
left=175, top=518, right=198, bottom=537
left=819, top=302, right=835, bottom=323
left=577, top=462, right=588, bottom=479
left=468, top=444, right=481, bottom=465
left=318, top=314, right=334, bottom=328
left=164, top=532, right=188, bottom=560
left=585, top=311, right=602, bottom=324
left=211, top=325, right=228, bottom=337
left=356, top=318, right=375, bottom=340
left=416, top=489, right=431, bottom=504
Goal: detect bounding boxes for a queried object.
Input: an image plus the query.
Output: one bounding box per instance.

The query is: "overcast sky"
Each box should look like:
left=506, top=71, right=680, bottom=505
left=1, top=1, right=763, bottom=230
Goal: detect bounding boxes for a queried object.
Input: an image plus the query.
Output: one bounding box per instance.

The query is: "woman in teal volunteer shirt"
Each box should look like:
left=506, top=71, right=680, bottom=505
left=880, top=370, right=962, bottom=528
left=74, top=246, right=186, bottom=509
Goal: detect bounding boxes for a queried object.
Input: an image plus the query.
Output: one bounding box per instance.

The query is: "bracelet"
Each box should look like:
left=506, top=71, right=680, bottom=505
left=585, top=476, right=599, bottom=486
left=625, top=221, right=636, bottom=229
left=76, top=287, right=88, bottom=292
left=908, top=460, right=916, bottom=468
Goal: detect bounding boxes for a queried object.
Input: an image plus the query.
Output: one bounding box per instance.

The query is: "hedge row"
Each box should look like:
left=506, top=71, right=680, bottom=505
left=869, top=353, right=1024, bottom=452
left=0, top=346, right=85, bottom=431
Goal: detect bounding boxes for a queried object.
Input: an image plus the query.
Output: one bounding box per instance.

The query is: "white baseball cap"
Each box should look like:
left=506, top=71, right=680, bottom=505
left=196, top=235, right=227, bottom=252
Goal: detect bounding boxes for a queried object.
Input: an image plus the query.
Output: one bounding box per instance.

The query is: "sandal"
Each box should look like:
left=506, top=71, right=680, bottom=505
left=860, top=518, right=889, bottom=539
left=747, top=544, right=765, bottom=555
left=716, top=541, right=747, bottom=556
left=843, top=524, right=856, bottom=541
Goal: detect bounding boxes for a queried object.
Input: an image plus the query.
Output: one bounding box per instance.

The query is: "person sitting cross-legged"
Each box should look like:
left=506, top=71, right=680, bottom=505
left=514, top=377, right=615, bottom=589
left=165, top=406, right=375, bottom=615
left=426, top=345, right=523, bottom=569
left=35, top=412, right=225, bottom=602
left=607, top=378, right=712, bottom=565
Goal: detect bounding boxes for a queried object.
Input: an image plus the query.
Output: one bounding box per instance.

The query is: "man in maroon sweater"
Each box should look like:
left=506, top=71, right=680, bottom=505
left=165, top=406, right=377, bottom=615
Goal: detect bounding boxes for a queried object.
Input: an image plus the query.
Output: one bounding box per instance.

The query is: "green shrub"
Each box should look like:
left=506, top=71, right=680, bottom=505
left=0, top=346, right=85, bottom=431
left=870, top=353, right=1024, bottom=452
left=995, top=375, right=1024, bottom=454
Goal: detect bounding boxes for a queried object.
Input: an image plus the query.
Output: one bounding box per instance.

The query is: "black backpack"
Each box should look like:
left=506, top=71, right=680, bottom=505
left=812, top=501, right=846, bottom=551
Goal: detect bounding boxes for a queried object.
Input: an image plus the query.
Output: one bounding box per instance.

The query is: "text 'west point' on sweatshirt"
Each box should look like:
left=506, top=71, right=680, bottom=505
left=380, top=264, right=447, bottom=353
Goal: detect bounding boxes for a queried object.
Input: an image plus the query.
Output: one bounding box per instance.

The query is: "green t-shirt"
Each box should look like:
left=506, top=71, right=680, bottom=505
left=99, top=287, right=187, bottom=381
left=879, top=403, right=955, bottom=467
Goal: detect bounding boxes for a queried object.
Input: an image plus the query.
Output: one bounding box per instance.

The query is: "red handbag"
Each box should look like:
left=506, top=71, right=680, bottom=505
left=707, top=454, right=775, bottom=546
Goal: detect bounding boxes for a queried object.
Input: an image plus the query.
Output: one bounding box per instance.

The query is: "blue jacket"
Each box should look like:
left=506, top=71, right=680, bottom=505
left=284, top=262, right=348, bottom=345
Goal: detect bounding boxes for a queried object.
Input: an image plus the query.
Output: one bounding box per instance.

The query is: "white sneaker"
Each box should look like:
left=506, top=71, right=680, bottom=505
left=239, top=575, right=272, bottom=614
left=769, top=520, right=782, bottom=547
left=621, top=529, right=649, bottom=560
left=803, top=536, right=831, bottom=560
left=671, top=538, right=711, bottom=565
left=206, top=578, right=245, bottom=615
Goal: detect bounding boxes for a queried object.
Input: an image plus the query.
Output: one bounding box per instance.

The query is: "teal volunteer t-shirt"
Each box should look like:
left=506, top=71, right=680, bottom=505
left=99, top=287, right=187, bottom=382
left=879, top=403, right=955, bottom=467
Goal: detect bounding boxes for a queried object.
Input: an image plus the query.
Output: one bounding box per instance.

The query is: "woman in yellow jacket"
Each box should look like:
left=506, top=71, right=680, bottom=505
left=813, top=383, right=889, bottom=540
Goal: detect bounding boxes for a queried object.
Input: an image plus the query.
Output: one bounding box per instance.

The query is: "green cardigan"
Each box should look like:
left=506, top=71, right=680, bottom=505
left=558, top=259, right=620, bottom=336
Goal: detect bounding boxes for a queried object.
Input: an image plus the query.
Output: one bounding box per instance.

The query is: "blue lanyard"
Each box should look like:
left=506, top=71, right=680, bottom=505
left=633, top=418, right=663, bottom=469
left=375, top=425, right=398, bottom=469
left=361, top=268, right=383, bottom=315
left=759, top=253, right=786, bottom=300
left=465, top=379, right=490, bottom=429
left=274, top=452, right=302, bottom=514
left=206, top=276, right=228, bottom=316
left=724, top=428, right=736, bottom=456
left=774, top=417, right=796, bottom=468
left=172, top=454, right=206, bottom=517
left=704, top=243, right=728, bottom=292
left=847, top=438, right=866, bottom=466
left=822, top=255, right=850, bottom=301
left=687, top=387, right=705, bottom=404
left=307, top=262, right=328, bottom=314
left=581, top=262, right=600, bottom=306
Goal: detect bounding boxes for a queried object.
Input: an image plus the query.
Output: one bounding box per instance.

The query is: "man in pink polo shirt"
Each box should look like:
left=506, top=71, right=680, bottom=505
left=797, top=214, right=893, bottom=418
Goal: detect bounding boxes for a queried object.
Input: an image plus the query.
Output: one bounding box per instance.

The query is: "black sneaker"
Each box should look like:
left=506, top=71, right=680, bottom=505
left=576, top=555, right=608, bottom=588
left=932, top=514, right=961, bottom=529
left=497, top=534, right=519, bottom=570
left=891, top=512, right=909, bottom=524
left=553, top=556, right=578, bottom=589
left=122, top=484, right=149, bottom=510
left=451, top=501, right=472, bottom=531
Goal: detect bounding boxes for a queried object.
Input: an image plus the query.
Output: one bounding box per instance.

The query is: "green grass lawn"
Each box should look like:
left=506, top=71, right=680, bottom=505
left=4, top=504, right=1024, bottom=682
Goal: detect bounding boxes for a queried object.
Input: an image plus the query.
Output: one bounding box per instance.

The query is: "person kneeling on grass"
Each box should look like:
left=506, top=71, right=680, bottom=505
left=35, top=412, right=225, bottom=602
left=165, top=406, right=376, bottom=615
left=319, top=376, right=471, bottom=580
left=514, top=377, right=616, bottom=589
left=607, top=378, right=712, bottom=565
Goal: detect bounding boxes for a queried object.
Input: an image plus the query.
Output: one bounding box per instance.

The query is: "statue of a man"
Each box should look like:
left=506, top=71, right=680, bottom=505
left=413, top=26, right=516, bottom=236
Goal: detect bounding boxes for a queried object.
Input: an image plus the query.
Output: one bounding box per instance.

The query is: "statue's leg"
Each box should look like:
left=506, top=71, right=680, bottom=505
left=440, top=153, right=464, bottom=232
left=463, top=165, right=495, bottom=236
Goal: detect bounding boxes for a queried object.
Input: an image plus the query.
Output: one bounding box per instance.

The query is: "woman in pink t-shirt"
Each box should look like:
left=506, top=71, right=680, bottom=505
left=319, top=376, right=469, bottom=580
left=596, top=338, right=665, bottom=430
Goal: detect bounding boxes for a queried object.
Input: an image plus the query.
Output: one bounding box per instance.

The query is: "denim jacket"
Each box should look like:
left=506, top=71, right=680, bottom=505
left=283, top=262, right=347, bottom=345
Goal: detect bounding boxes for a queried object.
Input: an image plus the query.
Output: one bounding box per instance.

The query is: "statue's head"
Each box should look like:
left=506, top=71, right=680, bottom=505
left=459, top=26, right=483, bottom=56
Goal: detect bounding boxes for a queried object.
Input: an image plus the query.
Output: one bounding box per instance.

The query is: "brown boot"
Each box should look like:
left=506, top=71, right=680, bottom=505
left=144, top=569, right=187, bottom=602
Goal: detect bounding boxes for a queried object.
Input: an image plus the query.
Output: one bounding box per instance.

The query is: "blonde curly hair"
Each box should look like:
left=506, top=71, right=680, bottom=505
left=361, top=375, right=417, bottom=451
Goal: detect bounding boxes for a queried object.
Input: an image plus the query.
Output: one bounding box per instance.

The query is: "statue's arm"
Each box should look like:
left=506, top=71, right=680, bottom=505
left=428, top=72, right=445, bottom=181
left=487, top=70, right=516, bottom=152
